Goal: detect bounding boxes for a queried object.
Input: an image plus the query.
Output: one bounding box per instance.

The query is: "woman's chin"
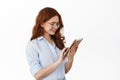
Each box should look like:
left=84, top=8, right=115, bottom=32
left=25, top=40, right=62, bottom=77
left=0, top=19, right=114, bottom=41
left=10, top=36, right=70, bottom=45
left=50, top=32, right=55, bottom=35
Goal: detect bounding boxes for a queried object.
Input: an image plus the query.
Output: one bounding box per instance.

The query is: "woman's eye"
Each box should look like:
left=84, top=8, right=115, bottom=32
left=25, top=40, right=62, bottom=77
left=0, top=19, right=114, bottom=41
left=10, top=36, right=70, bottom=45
left=51, top=23, right=54, bottom=26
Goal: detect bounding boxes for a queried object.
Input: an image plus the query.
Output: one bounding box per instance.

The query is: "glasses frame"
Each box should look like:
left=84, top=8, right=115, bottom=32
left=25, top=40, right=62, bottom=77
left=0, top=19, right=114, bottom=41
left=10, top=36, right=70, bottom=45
left=46, top=22, right=61, bottom=28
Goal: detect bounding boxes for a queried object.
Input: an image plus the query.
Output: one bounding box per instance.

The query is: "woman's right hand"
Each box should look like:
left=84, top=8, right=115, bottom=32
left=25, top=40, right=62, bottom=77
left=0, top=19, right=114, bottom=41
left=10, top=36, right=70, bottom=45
left=57, top=48, right=68, bottom=63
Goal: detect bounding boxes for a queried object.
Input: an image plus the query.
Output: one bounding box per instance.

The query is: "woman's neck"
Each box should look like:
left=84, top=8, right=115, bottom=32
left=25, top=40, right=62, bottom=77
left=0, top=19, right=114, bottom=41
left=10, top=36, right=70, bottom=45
left=43, top=34, right=53, bottom=44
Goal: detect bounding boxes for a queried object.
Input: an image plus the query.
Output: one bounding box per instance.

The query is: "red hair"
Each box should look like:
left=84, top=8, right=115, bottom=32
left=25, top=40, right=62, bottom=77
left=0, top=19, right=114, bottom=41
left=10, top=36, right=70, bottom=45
left=30, top=7, right=65, bottom=50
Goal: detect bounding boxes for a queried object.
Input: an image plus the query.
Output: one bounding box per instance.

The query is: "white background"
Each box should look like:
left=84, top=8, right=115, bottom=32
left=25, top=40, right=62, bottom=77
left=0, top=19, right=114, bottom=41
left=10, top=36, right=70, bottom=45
left=0, top=0, right=120, bottom=80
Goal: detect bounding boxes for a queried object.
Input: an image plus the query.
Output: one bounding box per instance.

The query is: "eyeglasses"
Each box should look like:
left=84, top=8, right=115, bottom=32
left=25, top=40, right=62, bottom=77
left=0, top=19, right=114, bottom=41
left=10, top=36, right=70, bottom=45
left=47, top=22, right=61, bottom=28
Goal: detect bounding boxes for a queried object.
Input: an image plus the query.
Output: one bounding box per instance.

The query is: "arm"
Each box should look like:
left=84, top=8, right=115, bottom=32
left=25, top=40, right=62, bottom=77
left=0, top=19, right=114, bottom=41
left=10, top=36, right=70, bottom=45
left=34, top=60, right=61, bottom=80
left=34, top=48, right=67, bottom=80
left=65, top=44, right=78, bottom=74
left=65, top=57, right=74, bottom=74
left=65, top=38, right=83, bottom=73
left=26, top=43, right=67, bottom=80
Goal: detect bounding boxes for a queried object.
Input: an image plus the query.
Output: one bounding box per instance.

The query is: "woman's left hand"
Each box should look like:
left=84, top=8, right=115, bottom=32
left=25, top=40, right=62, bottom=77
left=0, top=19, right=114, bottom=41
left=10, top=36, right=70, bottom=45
left=67, top=44, right=78, bottom=60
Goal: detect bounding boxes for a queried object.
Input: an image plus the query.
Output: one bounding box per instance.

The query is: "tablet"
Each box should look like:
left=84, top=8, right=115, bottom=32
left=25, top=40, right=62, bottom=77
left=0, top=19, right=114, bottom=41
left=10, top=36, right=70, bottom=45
left=70, top=38, right=83, bottom=49
left=64, top=38, right=83, bottom=56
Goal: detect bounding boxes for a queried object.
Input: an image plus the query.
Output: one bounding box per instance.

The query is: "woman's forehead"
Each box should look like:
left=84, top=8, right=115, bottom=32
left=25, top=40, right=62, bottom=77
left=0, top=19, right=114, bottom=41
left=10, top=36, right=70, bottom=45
left=47, top=16, right=59, bottom=22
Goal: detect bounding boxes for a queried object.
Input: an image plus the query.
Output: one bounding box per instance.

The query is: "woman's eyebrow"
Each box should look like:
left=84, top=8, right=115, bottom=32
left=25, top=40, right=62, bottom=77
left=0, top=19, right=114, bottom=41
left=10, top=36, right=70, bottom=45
left=50, top=21, right=59, bottom=23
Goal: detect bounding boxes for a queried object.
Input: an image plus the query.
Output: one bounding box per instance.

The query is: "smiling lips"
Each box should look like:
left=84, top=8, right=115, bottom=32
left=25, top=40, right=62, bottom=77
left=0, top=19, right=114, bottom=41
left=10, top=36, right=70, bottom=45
left=52, top=28, right=57, bottom=33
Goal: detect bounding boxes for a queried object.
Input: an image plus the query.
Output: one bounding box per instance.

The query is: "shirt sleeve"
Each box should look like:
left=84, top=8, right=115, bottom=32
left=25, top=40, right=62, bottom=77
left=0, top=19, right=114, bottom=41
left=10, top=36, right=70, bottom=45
left=26, top=42, right=42, bottom=76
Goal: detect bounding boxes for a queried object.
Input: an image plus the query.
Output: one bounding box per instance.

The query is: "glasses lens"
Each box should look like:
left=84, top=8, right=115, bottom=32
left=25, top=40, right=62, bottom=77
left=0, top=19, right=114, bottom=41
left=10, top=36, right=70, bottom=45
left=56, top=23, right=60, bottom=28
left=47, top=22, right=61, bottom=28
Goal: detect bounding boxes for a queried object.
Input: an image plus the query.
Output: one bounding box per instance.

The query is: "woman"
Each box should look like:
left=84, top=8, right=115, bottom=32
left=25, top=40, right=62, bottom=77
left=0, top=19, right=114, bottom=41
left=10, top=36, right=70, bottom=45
left=26, top=7, right=78, bottom=80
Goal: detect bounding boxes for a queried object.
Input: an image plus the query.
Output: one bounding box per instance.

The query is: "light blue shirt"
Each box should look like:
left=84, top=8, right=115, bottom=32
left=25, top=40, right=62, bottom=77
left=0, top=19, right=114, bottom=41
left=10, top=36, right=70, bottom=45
left=26, top=36, right=66, bottom=80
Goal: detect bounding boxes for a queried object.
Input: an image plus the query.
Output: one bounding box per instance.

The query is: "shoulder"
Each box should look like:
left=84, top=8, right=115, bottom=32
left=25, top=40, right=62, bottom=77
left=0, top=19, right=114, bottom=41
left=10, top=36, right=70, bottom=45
left=26, top=36, right=44, bottom=48
left=27, top=39, right=37, bottom=47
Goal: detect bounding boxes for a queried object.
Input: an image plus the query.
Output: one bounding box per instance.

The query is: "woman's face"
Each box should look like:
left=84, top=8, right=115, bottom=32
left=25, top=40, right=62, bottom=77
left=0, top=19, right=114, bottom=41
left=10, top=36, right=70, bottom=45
left=41, top=16, right=60, bottom=36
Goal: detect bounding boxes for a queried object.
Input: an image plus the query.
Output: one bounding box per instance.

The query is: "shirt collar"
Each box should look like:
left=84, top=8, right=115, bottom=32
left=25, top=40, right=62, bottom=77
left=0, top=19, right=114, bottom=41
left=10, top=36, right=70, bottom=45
left=37, top=36, right=55, bottom=46
left=37, top=36, right=44, bottom=41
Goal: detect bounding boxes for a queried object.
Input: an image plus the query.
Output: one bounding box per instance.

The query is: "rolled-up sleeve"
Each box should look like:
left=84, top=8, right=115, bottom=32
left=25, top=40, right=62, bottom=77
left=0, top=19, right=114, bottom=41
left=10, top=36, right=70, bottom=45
left=26, top=42, right=42, bottom=76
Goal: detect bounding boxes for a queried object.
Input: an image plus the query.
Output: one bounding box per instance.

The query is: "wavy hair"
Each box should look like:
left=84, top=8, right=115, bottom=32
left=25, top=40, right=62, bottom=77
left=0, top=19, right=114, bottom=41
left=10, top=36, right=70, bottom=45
left=30, top=7, right=65, bottom=50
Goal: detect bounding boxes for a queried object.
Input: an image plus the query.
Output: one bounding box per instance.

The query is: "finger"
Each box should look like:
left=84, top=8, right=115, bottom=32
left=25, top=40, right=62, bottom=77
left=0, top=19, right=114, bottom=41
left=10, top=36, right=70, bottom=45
left=68, top=49, right=71, bottom=53
left=63, top=49, right=70, bottom=58
left=61, top=47, right=67, bottom=53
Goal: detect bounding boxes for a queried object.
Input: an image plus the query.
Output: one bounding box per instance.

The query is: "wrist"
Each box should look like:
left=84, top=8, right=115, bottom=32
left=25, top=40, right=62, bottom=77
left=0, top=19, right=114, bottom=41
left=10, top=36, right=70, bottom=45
left=56, top=59, right=62, bottom=65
